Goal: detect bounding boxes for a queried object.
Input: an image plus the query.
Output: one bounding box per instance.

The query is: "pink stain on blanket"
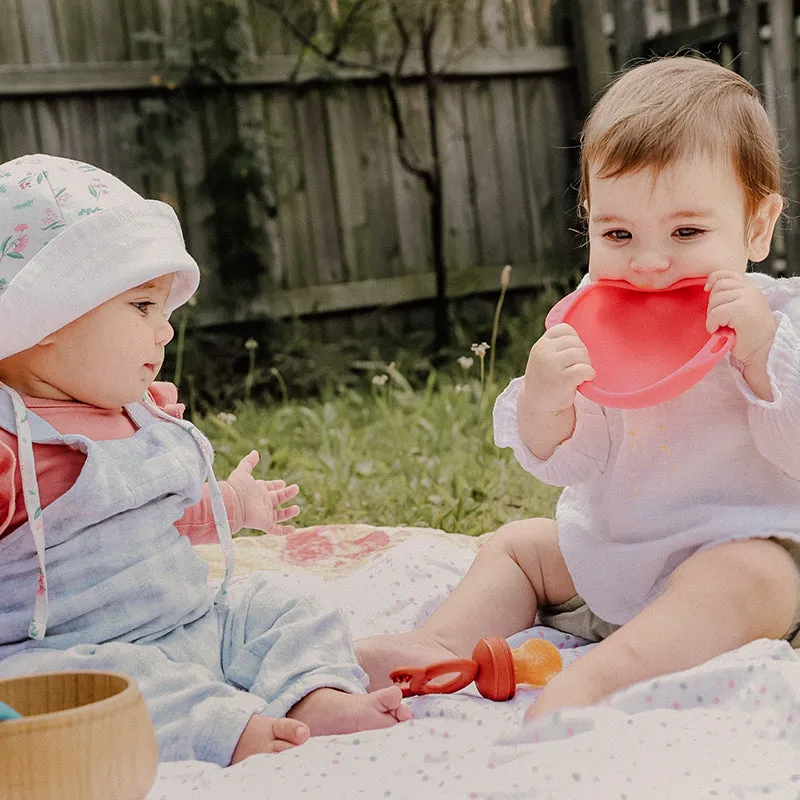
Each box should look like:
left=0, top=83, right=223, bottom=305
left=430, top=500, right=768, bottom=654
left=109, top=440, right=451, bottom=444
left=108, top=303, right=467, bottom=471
left=283, top=526, right=391, bottom=565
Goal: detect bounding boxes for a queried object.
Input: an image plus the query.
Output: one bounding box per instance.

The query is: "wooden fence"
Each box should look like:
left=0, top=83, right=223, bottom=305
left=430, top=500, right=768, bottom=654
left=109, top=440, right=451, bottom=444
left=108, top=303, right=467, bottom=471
left=0, top=0, right=581, bottom=325
left=3, top=0, right=796, bottom=327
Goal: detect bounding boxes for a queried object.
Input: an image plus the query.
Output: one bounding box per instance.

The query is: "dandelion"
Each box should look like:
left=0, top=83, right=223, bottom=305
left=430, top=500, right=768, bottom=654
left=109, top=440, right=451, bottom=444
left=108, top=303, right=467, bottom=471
left=457, top=356, right=473, bottom=371
left=489, top=265, right=511, bottom=384
left=244, top=339, right=258, bottom=401
left=471, top=342, right=489, bottom=358
left=150, top=74, right=162, bottom=87
left=216, top=411, right=237, bottom=425
left=372, top=374, right=389, bottom=387
left=470, top=342, right=490, bottom=393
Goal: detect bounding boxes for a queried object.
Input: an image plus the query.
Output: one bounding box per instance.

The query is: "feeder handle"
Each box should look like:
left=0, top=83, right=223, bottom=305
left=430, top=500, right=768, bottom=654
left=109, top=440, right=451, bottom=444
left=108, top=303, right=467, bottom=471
left=389, top=659, right=479, bottom=698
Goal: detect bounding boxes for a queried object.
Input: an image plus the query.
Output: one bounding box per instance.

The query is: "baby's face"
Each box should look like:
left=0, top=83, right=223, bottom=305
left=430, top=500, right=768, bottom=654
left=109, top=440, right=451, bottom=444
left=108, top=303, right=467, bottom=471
left=36, top=274, right=176, bottom=408
left=586, top=154, right=777, bottom=288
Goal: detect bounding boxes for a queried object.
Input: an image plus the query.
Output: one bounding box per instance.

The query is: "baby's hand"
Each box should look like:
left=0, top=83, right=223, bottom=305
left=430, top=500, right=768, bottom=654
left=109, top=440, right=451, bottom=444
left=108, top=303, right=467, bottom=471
left=523, top=323, right=595, bottom=413
left=226, top=450, right=301, bottom=535
left=705, top=270, right=776, bottom=367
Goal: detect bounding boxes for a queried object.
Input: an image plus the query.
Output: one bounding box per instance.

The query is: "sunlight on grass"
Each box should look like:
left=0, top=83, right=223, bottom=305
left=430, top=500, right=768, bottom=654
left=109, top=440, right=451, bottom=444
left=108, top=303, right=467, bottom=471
left=198, top=374, right=561, bottom=537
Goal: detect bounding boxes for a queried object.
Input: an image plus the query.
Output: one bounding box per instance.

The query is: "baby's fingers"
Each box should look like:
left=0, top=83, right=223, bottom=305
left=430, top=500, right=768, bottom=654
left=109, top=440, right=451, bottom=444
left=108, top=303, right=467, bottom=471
left=564, top=362, right=596, bottom=385
left=234, top=450, right=260, bottom=475
left=268, top=483, right=300, bottom=505
left=273, top=504, right=301, bottom=523
left=271, top=717, right=310, bottom=747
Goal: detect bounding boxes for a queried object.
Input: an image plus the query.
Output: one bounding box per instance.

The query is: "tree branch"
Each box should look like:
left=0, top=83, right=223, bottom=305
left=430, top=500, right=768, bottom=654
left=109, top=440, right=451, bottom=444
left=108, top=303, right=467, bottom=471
left=255, top=0, right=380, bottom=74
left=329, top=0, right=374, bottom=60
left=258, top=0, right=436, bottom=186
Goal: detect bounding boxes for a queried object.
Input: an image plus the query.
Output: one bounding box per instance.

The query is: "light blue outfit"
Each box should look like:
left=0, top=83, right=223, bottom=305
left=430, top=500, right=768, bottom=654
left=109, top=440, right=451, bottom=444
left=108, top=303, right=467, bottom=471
left=0, top=388, right=367, bottom=766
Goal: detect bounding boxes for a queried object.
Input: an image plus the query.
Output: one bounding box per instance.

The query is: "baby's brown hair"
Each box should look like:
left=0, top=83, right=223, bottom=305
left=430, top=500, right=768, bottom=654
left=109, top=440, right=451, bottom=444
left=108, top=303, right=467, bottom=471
left=580, top=57, right=783, bottom=220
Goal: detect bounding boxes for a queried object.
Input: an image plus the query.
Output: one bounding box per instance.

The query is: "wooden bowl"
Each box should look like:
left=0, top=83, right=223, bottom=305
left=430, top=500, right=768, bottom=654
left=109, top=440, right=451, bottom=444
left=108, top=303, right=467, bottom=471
left=0, top=671, right=159, bottom=800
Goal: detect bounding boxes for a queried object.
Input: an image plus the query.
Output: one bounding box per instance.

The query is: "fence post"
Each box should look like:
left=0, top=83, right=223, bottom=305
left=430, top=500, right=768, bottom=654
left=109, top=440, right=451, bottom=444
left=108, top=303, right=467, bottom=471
left=613, top=0, right=647, bottom=68
left=571, top=0, right=614, bottom=114
left=768, top=0, right=800, bottom=275
left=668, top=0, right=691, bottom=30
left=734, top=0, right=763, bottom=92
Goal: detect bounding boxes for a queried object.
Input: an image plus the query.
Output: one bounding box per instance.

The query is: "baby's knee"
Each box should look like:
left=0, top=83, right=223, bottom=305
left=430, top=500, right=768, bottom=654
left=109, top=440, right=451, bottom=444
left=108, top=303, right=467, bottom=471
left=488, top=517, right=557, bottom=556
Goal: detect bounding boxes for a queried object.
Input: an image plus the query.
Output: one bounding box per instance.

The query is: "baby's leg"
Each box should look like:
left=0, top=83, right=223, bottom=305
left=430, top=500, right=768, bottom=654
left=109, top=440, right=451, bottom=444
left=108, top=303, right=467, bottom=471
left=287, top=686, right=411, bottom=736
left=0, top=641, right=271, bottom=766
left=231, top=714, right=310, bottom=762
left=356, top=518, right=576, bottom=689
left=526, top=537, right=800, bottom=720
left=218, top=573, right=411, bottom=728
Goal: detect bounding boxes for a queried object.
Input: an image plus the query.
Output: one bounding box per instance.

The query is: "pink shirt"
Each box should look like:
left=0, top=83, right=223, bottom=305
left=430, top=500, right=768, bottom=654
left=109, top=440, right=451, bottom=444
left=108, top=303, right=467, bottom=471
left=0, top=382, right=240, bottom=544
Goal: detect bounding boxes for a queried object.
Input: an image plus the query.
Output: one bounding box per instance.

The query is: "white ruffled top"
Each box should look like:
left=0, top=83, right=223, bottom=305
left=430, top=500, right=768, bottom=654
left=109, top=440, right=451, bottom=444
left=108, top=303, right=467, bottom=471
left=493, top=271, right=800, bottom=624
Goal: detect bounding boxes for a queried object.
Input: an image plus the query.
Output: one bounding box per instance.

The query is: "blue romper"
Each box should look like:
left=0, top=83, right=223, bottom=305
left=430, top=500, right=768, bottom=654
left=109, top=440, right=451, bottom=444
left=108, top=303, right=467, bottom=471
left=0, top=387, right=367, bottom=766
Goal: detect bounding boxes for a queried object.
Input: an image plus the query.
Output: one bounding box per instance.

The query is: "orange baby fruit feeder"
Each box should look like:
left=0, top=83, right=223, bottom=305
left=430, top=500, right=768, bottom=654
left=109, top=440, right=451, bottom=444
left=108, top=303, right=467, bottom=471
left=390, top=636, right=563, bottom=701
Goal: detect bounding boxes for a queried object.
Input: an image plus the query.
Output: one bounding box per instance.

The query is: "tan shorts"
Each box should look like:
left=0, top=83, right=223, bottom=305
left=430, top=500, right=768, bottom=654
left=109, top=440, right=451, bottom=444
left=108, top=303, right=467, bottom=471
left=538, top=538, right=800, bottom=648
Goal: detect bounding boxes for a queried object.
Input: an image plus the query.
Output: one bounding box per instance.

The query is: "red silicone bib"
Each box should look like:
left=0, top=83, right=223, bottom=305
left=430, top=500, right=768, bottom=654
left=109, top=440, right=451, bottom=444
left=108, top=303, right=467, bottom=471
left=545, top=278, right=734, bottom=409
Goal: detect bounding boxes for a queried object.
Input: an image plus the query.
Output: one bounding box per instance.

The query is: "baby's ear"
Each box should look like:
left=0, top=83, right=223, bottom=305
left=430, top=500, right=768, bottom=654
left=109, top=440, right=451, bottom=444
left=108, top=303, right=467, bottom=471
left=747, top=193, right=783, bottom=263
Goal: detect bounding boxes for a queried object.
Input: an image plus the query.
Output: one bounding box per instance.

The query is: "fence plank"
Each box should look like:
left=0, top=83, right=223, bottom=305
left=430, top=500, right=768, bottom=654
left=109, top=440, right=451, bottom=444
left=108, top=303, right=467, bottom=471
left=298, top=89, right=346, bottom=285
left=463, top=81, right=504, bottom=265
left=0, top=49, right=573, bottom=96
left=268, top=92, right=315, bottom=290
left=736, top=0, right=764, bottom=91
left=439, top=83, right=479, bottom=269
left=613, top=0, right=647, bottom=66
left=85, top=0, right=127, bottom=61
left=389, top=84, right=433, bottom=276
left=491, top=78, right=533, bottom=264
left=571, top=0, right=614, bottom=114
left=768, top=0, right=800, bottom=275
left=194, top=260, right=559, bottom=323
left=326, top=86, right=369, bottom=283
left=356, top=86, right=403, bottom=279
left=17, top=0, right=61, bottom=63
left=0, top=102, right=40, bottom=162
left=515, top=79, right=546, bottom=259
left=0, top=0, right=27, bottom=66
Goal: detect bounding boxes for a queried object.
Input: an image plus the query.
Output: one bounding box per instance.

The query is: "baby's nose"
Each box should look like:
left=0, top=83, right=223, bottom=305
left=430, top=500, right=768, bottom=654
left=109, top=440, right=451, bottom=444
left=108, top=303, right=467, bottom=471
left=156, top=320, right=174, bottom=346
left=630, top=252, right=670, bottom=272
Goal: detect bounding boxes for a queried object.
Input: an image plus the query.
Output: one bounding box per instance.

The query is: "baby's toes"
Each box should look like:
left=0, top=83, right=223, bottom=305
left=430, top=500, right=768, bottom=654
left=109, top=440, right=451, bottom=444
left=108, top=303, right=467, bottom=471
left=274, top=717, right=311, bottom=745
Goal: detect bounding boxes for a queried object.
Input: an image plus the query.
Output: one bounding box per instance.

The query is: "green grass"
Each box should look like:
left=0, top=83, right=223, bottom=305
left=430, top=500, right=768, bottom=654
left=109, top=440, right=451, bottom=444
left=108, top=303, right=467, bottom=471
left=197, top=371, right=561, bottom=537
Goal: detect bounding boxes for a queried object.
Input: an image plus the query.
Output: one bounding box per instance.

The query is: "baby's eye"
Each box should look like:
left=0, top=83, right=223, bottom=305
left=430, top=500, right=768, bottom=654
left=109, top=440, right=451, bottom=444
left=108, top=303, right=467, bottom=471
left=674, top=227, right=704, bottom=238
left=132, top=301, right=155, bottom=314
left=603, top=229, right=631, bottom=241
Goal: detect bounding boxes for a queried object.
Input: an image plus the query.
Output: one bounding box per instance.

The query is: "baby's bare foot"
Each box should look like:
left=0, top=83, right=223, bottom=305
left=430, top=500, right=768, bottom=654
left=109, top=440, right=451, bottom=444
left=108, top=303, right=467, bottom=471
left=230, top=714, right=310, bottom=763
left=356, top=630, right=459, bottom=690
left=287, top=686, right=412, bottom=736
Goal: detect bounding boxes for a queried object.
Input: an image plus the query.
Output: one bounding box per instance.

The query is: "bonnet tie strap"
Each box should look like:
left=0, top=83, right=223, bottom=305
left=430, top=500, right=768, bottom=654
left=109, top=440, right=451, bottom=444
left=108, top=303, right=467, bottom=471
left=140, top=397, right=236, bottom=601
left=0, top=383, right=49, bottom=641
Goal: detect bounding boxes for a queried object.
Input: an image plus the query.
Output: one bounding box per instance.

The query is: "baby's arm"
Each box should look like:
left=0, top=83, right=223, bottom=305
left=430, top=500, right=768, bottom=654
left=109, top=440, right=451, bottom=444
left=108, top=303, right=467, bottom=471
left=0, top=437, right=16, bottom=539
left=176, top=482, right=239, bottom=545
left=224, top=450, right=300, bottom=534
left=495, top=326, right=610, bottom=486
left=707, top=272, right=800, bottom=478
left=527, top=538, right=798, bottom=719
left=177, top=453, right=300, bottom=543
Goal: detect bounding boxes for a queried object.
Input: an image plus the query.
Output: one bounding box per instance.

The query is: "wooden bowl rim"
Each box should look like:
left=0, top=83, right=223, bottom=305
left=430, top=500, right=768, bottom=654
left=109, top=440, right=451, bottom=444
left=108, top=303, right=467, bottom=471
left=0, top=670, right=141, bottom=731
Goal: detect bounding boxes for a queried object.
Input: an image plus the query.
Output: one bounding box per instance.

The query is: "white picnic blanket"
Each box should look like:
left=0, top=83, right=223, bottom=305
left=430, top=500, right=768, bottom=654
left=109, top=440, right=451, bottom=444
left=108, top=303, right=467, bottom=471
left=147, top=527, right=800, bottom=800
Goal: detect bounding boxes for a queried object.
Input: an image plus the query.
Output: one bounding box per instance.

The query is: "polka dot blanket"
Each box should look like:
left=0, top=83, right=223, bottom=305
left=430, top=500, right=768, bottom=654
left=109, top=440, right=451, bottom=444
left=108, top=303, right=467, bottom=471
left=149, top=525, right=800, bottom=800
